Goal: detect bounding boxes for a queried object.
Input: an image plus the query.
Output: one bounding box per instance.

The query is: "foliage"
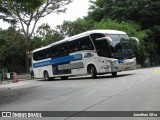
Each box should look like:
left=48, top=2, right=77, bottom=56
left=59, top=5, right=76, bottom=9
left=36, top=23, right=64, bottom=46
left=0, top=0, right=72, bottom=38
left=0, top=27, right=26, bottom=73
left=42, top=30, right=64, bottom=46
left=0, top=0, right=44, bottom=24
left=150, top=25, right=160, bottom=53
left=89, top=0, right=160, bottom=28
left=0, top=0, right=72, bottom=72
left=55, top=18, right=95, bottom=37
left=36, top=23, right=52, bottom=39
left=28, top=36, right=43, bottom=51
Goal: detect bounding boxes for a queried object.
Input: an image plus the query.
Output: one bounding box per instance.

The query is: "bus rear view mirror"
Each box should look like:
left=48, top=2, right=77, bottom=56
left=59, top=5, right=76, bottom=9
left=129, top=37, right=139, bottom=45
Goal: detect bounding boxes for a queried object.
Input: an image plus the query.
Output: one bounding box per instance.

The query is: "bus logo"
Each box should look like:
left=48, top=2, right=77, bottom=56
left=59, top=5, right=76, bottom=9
left=84, top=53, right=94, bottom=58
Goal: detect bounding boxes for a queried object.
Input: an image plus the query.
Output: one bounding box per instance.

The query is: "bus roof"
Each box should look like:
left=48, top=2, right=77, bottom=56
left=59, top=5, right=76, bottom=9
left=50, top=30, right=126, bottom=45
left=33, top=30, right=126, bottom=53
left=33, top=44, right=51, bottom=53
left=88, top=30, right=126, bottom=35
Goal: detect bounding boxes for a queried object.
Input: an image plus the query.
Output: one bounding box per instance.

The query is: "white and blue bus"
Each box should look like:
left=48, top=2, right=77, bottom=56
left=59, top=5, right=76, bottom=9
left=32, top=30, right=139, bottom=80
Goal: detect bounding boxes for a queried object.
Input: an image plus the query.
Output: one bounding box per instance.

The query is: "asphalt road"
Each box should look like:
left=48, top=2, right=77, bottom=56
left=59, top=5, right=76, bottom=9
left=0, top=67, right=160, bottom=120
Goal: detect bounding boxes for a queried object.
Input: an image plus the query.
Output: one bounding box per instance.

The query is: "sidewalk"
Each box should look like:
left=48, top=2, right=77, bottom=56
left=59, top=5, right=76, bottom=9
left=18, top=73, right=32, bottom=81
left=0, top=73, right=34, bottom=85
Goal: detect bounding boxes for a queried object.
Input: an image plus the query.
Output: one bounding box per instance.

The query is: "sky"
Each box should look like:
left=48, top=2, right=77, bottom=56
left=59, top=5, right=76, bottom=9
left=0, top=0, right=91, bottom=30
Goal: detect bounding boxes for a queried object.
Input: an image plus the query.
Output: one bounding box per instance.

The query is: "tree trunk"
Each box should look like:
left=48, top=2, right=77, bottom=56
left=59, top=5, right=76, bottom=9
left=25, top=37, right=29, bottom=73
left=25, top=50, right=29, bottom=73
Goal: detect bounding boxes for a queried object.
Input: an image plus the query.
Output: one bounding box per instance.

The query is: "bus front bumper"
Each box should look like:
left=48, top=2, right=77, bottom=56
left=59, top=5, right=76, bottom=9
left=111, top=58, right=137, bottom=72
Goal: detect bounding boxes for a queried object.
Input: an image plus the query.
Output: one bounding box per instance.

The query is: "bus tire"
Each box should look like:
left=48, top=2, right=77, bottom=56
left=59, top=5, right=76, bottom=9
left=90, top=66, right=97, bottom=79
left=44, top=71, right=50, bottom=81
left=112, top=72, right=117, bottom=77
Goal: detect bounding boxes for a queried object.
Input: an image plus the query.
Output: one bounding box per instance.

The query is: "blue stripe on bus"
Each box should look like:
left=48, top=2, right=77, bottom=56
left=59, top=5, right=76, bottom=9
left=33, top=54, right=82, bottom=68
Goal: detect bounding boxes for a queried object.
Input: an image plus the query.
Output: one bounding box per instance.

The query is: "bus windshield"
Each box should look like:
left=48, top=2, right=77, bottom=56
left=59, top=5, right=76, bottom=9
left=109, top=34, right=134, bottom=59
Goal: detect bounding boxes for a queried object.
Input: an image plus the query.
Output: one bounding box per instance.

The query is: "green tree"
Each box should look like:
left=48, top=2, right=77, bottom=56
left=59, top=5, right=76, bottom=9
left=0, top=0, right=72, bottom=72
left=0, top=27, right=26, bottom=72
left=88, top=0, right=114, bottom=22
left=36, top=23, right=52, bottom=39
left=89, top=0, right=160, bottom=28
left=28, top=36, right=43, bottom=51
left=56, top=18, right=94, bottom=37
left=42, top=29, right=65, bottom=46
left=36, top=23, right=64, bottom=46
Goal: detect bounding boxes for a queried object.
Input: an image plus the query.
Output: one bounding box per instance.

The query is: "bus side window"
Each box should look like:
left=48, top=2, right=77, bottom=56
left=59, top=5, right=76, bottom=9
left=69, top=42, right=75, bottom=53
left=36, top=51, right=43, bottom=60
left=75, top=40, right=81, bottom=52
left=69, top=40, right=80, bottom=53
left=80, top=36, right=94, bottom=50
left=90, top=33, right=111, bottom=57
left=50, top=47, right=57, bottom=58
left=43, top=49, right=48, bottom=59
left=63, top=43, right=69, bottom=55
left=90, top=33, right=105, bottom=49
left=55, top=42, right=69, bottom=57
left=33, top=52, right=38, bottom=61
left=75, top=47, right=79, bottom=51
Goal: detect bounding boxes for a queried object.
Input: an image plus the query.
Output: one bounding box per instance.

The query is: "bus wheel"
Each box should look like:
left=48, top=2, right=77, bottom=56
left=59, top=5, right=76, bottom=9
left=44, top=71, right=50, bottom=81
left=61, top=76, right=68, bottom=80
left=112, top=72, right=117, bottom=77
left=90, top=66, right=97, bottom=79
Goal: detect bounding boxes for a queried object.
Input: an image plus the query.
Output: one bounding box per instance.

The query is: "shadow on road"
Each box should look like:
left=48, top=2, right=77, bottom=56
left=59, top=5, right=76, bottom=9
left=38, top=73, right=135, bottom=82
